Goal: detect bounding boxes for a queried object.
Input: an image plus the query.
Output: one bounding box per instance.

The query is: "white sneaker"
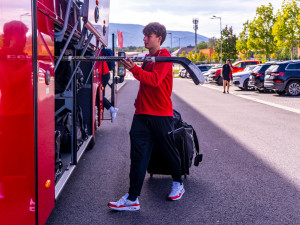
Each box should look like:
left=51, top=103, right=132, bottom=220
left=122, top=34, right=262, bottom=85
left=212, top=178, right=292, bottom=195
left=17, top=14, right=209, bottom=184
left=168, top=182, right=185, bottom=201
left=108, top=193, right=140, bottom=211
left=110, top=108, right=118, bottom=123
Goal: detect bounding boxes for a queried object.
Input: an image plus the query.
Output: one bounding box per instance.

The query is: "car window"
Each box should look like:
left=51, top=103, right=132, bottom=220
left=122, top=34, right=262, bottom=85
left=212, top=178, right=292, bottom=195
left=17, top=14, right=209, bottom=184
left=247, top=62, right=258, bottom=65
left=266, top=65, right=279, bottom=73
left=235, top=63, right=244, bottom=68
left=286, top=63, right=300, bottom=70
left=252, top=65, right=261, bottom=73
left=260, top=64, right=271, bottom=72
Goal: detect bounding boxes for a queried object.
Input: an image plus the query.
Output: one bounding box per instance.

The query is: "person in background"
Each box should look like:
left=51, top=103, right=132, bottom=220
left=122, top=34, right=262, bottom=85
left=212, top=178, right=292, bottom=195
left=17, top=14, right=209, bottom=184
left=97, top=56, right=118, bottom=122
left=221, top=59, right=233, bottom=94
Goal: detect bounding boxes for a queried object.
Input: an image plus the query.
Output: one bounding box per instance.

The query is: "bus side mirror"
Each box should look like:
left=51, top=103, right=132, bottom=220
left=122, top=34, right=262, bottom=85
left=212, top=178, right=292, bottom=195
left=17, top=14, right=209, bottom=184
left=117, top=52, right=126, bottom=77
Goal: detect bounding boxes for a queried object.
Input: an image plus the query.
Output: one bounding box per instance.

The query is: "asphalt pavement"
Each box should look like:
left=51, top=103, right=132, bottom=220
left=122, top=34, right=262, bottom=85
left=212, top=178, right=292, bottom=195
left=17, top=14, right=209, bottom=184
left=46, top=78, right=300, bottom=225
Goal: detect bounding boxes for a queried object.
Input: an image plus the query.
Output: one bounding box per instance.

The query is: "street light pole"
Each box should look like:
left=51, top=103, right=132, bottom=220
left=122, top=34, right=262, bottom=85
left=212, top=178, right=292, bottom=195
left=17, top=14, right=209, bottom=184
left=167, top=32, right=172, bottom=49
left=210, top=15, right=222, bottom=64
left=173, top=37, right=181, bottom=48
left=193, top=18, right=199, bottom=53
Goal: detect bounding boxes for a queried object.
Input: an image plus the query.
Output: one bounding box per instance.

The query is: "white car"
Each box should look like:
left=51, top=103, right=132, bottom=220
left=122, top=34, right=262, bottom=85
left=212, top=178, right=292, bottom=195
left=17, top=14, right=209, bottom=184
left=232, top=65, right=257, bottom=90
left=202, top=71, right=210, bottom=82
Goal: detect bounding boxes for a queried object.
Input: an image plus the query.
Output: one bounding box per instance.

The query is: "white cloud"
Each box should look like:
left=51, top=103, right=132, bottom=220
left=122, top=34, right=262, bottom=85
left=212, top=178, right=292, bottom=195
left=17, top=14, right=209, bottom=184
left=110, top=0, right=283, bottom=38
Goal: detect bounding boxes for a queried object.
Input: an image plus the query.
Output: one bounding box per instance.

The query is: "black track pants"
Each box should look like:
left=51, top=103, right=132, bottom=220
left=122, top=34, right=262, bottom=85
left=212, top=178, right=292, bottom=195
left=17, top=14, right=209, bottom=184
left=102, top=73, right=112, bottom=110
left=128, top=114, right=182, bottom=197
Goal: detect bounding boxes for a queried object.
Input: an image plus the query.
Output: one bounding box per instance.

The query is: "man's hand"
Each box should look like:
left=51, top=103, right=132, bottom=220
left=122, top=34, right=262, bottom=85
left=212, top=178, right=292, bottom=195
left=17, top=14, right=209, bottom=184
left=121, top=58, right=135, bottom=70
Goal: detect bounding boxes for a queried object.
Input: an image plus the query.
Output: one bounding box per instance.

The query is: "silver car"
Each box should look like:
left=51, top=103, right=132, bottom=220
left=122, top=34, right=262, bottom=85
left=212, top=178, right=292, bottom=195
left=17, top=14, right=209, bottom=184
left=232, top=65, right=257, bottom=90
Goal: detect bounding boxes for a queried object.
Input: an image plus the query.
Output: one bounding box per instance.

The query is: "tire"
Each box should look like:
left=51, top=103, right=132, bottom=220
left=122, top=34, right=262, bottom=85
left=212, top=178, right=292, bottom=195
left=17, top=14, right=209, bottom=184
left=217, top=77, right=223, bottom=86
left=285, top=81, right=300, bottom=96
left=243, top=78, right=249, bottom=91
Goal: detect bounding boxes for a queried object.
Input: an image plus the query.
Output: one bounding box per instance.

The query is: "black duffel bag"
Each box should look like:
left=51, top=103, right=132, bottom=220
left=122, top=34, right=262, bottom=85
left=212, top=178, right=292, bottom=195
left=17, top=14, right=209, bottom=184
left=147, top=110, right=203, bottom=178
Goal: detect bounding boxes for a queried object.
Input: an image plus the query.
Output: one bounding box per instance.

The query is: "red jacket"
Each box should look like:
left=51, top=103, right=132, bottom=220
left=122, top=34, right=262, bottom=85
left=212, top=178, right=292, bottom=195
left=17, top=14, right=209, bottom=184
left=130, top=48, right=173, bottom=116
left=97, top=61, right=110, bottom=75
left=96, top=51, right=110, bottom=75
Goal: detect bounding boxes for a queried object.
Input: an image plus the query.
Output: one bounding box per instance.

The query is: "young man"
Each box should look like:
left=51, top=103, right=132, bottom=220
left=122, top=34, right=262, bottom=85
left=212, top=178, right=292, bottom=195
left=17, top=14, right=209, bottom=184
left=221, top=59, right=233, bottom=93
left=108, top=22, right=184, bottom=211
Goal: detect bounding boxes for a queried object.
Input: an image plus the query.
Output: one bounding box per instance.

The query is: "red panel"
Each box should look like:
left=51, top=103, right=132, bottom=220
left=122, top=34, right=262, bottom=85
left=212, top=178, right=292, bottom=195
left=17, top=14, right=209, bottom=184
left=37, top=7, right=55, bottom=225
left=0, top=1, right=36, bottom=224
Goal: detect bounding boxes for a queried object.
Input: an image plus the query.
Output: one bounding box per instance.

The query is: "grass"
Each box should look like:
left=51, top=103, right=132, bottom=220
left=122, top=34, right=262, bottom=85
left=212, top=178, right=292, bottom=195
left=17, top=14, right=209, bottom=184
left=173, top=69, right=180, bottom=74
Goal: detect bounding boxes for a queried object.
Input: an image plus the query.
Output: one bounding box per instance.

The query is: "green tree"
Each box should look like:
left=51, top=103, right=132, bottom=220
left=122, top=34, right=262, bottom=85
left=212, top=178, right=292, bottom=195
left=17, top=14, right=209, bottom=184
left=215, top=26, right=238, bottom=63
left=236, top=21, right=252, bottom=59
left=179, top=50, right=187, bottom=57
left=207, top=37, right=217, bottom=49
left=273, top=0, right=300, bottom=60
left=198, top=51, right=206, bottom=62
left=197, top=41, right=208, bottom=50
left=187, top=51, right=197, bottom=63
left=247, top=3, right=277, bottom=61
left=211, top=52, right=219, bottom=63
left=205, top=54, right=211, bottom=63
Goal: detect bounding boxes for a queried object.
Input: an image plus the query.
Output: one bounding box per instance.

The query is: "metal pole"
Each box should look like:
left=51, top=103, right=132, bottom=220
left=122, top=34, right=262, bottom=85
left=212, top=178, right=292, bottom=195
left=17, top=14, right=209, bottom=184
left=168, top=32, right=172, bottom=49
left=210, top=16, right=222, bottom=64
left=193, top=18, right=199, bottom=53
left=111, top=33, right=115, bottom=107
left=220, top=18, right=222, bottom=64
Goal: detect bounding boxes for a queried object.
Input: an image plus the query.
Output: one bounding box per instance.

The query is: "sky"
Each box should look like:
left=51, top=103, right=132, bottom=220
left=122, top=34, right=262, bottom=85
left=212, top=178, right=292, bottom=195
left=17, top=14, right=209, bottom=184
left=110, top=0, right=283, bottom=38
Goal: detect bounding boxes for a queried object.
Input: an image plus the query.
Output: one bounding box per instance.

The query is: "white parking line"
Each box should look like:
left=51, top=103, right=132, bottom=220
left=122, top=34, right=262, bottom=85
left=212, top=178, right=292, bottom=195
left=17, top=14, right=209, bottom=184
left=201, top=83, right=300, bottom=115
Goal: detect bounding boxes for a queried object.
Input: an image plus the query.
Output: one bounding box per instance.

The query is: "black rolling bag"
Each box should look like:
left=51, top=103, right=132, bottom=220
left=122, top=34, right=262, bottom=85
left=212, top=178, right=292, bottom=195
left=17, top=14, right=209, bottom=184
left=147, top=110, right=203, bottom=178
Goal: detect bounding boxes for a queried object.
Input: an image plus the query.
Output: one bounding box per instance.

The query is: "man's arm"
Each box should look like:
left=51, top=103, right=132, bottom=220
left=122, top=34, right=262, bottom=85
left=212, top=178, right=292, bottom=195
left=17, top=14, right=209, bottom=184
left=121, top=57, right=171, bottom=87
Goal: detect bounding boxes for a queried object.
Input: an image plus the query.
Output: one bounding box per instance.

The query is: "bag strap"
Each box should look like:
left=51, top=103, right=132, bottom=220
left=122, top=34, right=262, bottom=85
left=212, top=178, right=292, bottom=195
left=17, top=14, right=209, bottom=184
left=188, top=125, right=199, bottom=154
left=142, top=62, right=148, bottom=70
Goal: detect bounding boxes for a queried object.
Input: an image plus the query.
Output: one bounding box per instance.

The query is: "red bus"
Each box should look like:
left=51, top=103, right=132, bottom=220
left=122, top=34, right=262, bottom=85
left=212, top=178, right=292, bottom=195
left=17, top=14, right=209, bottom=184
left=0, top=0, right=116, bottom=224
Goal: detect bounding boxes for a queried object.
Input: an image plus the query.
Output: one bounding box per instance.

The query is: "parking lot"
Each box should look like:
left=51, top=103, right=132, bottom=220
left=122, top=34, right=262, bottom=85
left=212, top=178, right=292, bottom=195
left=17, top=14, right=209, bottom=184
left=46, top=78, right=300, bottom=225
left=199, top=81, right=300, bottom=113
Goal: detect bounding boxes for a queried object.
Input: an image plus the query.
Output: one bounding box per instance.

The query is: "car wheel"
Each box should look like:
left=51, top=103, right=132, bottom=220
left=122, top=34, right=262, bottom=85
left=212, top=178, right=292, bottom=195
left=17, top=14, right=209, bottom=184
left=286, top=81, right=300, bottom=96
left=243, top=78, right=249, bottom=91
left=217, top=77, right=223, bottom=86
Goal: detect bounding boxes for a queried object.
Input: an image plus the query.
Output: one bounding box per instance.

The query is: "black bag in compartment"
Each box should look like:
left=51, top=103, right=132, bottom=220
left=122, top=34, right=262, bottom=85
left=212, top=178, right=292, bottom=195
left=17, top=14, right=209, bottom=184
left=147, top=110, right=203, bottom=177
left=55, top=61, right=84, bottom=93
left=76, top=106, right=88, bottom=149
left=55, top=130, right=63, bottom=181
left=55, top=110, right=72, bottom=153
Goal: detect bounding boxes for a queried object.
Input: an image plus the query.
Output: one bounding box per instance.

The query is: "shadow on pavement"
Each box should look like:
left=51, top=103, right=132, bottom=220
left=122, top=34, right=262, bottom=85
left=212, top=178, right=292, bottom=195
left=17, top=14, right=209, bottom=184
left=46, top=80, right=300, bottom=225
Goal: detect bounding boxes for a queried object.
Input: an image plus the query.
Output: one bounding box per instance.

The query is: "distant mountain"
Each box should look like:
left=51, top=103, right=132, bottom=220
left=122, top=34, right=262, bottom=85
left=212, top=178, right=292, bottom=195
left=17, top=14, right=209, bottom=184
left=108, top=23, right=209, bottom=48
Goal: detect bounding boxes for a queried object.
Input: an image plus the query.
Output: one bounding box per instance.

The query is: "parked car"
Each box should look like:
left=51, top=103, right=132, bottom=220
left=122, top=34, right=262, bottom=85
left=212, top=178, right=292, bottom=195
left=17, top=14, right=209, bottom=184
left=207, top=65, right=222, bottom=83
left=179, top=69, right=186, bottom=78
left=264, top=60, right=300, bottom=96
left=203, top=70, right=211, bottom=82
left=248, top=63, right=272, bottom=92
left=232, top=65, right=257, bottom=90
left=208, top=60, right=260, bottom=85
left=186, top=65, right=212, bottom=78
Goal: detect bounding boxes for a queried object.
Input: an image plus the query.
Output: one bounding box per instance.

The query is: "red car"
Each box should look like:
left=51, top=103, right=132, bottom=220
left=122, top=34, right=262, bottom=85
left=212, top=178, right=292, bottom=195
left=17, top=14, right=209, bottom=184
left=208, top=60, right=260, bottom=85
